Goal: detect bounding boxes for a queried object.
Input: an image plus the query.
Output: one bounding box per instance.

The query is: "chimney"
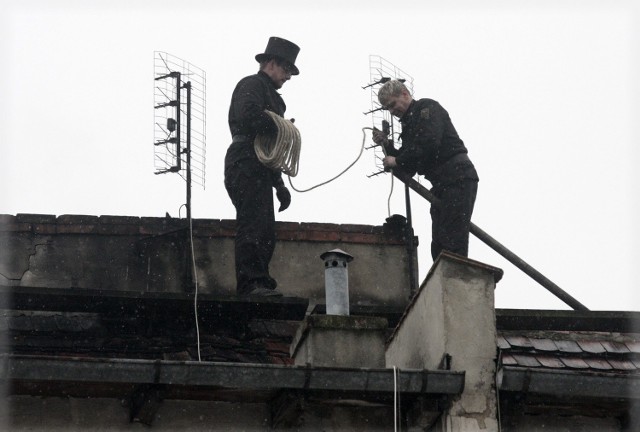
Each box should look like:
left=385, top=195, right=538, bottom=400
left=385, top=252, right=503, bottom=431
left=320, top=248, right=353, bottom=316
left=289, top=249, right=387, bottom=368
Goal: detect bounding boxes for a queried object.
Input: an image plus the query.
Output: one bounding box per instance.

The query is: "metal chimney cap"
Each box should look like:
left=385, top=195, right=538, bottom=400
left=320, top=248, right=354, bottom=262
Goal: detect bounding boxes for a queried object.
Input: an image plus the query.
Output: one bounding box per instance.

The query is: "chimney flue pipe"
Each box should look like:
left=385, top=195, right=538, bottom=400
left=320, top=249, right=354, bottom=316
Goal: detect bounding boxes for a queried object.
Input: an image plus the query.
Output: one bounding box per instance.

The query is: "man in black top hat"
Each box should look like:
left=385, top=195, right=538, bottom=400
left=224, top=36, right=300, bottom=297
left=372, top=80, right=479, bottom=261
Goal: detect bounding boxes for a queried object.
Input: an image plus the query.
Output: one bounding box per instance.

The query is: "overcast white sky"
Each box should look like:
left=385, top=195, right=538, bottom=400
left=2, top=0, right=639, bottom=311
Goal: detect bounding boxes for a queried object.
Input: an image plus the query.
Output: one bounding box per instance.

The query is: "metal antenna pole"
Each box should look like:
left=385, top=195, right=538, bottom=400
left=185, top=81, right=192, bottom=222
left=404, top=183, right=417, bottom=296
left=153, top=52, right=207, bottom=294
left=175, top=73, right=182, bottom=172
left=388, top=119, right=418, bottom=296
left=184, top=80, right=193, bottom=290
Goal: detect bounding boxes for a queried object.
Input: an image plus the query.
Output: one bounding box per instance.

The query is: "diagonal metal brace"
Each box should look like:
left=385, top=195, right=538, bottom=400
left=392, top=170, right=589, bottom=311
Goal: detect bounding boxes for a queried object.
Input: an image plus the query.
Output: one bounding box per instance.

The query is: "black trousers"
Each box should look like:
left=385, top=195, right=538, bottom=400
left=430, top=178, right=478, bottom=260
left=224, top=157, right=277, bottom=293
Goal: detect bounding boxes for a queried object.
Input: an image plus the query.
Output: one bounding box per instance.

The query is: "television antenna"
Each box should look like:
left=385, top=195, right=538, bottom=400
left=362, top=55, right=418, bottom=296
left=153, top=51, right=206, bottom=221
left=363, top=55, right=413, bottom=178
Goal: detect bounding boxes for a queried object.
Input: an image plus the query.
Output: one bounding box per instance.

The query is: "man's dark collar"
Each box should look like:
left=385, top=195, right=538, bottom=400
left=401, top=99, right=417, bottom=121
left=257, top=70, right=276, bottom=88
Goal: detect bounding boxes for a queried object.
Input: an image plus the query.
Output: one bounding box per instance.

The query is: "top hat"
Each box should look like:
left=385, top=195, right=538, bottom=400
left=255, top=37, right=300, bottom=75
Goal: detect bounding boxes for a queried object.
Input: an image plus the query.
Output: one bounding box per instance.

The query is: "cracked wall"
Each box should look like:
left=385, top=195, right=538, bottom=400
left=0, top=214, right=415, bottom=306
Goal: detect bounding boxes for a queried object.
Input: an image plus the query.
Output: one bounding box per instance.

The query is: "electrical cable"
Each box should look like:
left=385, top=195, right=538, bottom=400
left=189, top=213, right=202, bottom=362
left=387, top=172, right=394, bottom=218
left=287, top=127, right=371, bottom=193
left=496, top=350, right=503, bottom=432
left=393, top=365, right=397, bottom=432
left=254, top=113, right=374, bottom=193
left=393, top=365, right=401, bottom=431
left=177, top=202, right=203, bottom=361
left=255, top=120, right=396, bottom=201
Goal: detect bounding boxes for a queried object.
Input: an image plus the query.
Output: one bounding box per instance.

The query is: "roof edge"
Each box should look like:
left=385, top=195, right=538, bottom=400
left=1, top=354, right=465, bottom=397
left=497, top=309, right=640, bottom=332
left=498, top=366, right=640, bottom=400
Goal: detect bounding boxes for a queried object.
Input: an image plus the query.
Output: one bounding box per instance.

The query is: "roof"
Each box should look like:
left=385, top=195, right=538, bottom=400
left=495, top=309, right=640, bottom=402
left=498, top=330, right=640, bottom=374
left=0, top=290, right=465, bottom=406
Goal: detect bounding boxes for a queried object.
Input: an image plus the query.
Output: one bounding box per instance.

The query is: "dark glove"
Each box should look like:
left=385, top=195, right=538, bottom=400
left=276, top=185, right=291, bottom=212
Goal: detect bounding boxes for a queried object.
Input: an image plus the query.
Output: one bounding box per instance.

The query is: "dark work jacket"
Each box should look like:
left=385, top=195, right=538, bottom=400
left=225, top=71, right=286, bottom=183
left=388, top=98, right=478, bottom=187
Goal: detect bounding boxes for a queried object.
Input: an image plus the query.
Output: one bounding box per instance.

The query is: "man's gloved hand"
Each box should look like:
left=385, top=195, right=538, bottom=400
left=276, top=185, right=291, bottom=212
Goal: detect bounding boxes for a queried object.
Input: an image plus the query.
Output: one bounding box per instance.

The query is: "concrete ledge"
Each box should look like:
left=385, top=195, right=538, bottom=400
left=0, top=285, right=309, bottom=322
left=498, top=366, right=640, bottom=400
left=290, top=315, right=389, bottom=367
left=0, top=214, right=410, bottom=245
left=497, top=309, right=640, bottom=333
left=2, top=354, right=466, bottom=399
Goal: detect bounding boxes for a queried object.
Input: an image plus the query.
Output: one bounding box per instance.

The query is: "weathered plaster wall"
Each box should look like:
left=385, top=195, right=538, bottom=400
left=502, top=413, right=621, bottom=432
left=386, top=253, right=502, bottom=432
left=4, top=395, right=398, bottom=431
left=0, top=214, right=417, bottom=308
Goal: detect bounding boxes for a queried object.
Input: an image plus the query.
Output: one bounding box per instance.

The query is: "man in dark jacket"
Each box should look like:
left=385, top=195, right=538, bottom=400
left=372, top=80, right=479, bottom=260
left=224, top=37, right=299, bottom=297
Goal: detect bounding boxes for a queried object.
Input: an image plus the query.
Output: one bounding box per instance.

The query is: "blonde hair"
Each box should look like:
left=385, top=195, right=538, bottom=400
left=377, top=80, right=409, bottom=105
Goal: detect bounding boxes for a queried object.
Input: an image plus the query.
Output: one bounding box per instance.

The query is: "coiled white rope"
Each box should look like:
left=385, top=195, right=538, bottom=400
left=255, top=120, right=393, bottom=215
left=254, top=110, right=301, bottom=177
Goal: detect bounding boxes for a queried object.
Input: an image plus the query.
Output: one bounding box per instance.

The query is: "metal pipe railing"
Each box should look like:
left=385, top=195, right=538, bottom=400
left=394, top=171, right=589, bottom=311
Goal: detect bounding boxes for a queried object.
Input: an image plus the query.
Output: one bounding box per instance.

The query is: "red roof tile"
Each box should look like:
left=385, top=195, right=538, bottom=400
left=607, top=359, right=638, bottom=371
left=583, top=358, right=613, bottom=370
left=600, top=341, right=631, bottom=354
left=501, top=354, right=518, bottom=366
left=576, top=340, right=606, bottom=353
left=512, top=354, right=542, bottom=368
left=559, top=357, right=590, bottom=369
left=536, top=355, right=565, bottom=368
left=498, top=330, right=640, bottom=375
left=554, top=340, right=582, bottom=353
left=505, top=336, right=533, bottom=349
left=497, top=336, right=510, bottom=350
left=529, top=338, right=558, bottom=352
left=625, top=341, right=640, bottom=353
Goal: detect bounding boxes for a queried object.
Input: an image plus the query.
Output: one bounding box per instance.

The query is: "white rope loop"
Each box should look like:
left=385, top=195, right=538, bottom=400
left=254, top=110, right=301, bottom=177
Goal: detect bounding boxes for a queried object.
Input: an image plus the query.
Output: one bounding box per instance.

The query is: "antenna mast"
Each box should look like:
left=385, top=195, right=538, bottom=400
left=153, top=52, right=206, bottom=290
left=153, top=52, right=207, bottom=221
left=364, top=55, right=413, bottom=177
left=363, top=56, right=417, bottom=295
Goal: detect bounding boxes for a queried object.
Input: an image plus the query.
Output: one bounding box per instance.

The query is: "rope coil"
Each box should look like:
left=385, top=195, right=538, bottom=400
left=255, top=121, right=390, bottom=201
left=254, top=110, right=301, bottom=177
